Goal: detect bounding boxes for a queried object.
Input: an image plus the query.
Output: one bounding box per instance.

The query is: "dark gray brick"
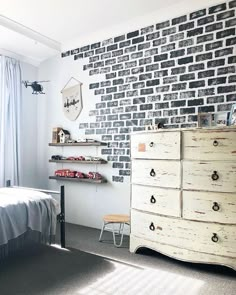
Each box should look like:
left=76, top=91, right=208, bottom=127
left=205, top=40, right=223, bottom=51
left=170, top=49, right=185, bottom=58
left=139, top=73, right=152, bottom=80
left=207, top=95, right=224, bottom=104
left=198, top=88, right=215, bottom=96
left=147, top=95, right=161, bottom=102
left=112, top=176, right=124, bottom=182
left=132, top=37, right=145, bottom=44
left=226, top=37, right=236, bottom=46
left=164, top=109, right=178, bottom=116
left=114, top=92, right=125, bottom=99
left=178, top=56, right=193, bottom=65
left=198, top=106, right=215, bottom=112
left=229, top=75, right=236, bottom=83
left=226, top=94, right=236, bottom=101
left=198, top=15, right=214, bottom=26
left=190, top=9, right=206, bottom=19
left=215, top=48, right=233, bottom=57
left=217, top=66, right=235, bottom=75
left=154, top=70, right=168, bottom=77
left=113, top=162, right=124, bottom=169
left=119, top=40, right=131, bottom=48
left=146, top=64, right=159, bottom=72
left=216, top=28, right=235, bottom=39
left=154, top=53, right=168, bottom=62
left=141, top=25, right=154, bottom=35
left=133, top=82, right=145, bottom=89
left=95, top=47, right=105, bottom=54
left=124, top=46, right=137, bottom=53
left=209, top=3, right=226, bottom=14
left=196, top=53, right=213, bottom=62
left=187, top=28, right=203, bottom=37
left=146, top=79, right=160, bottom=86
left=163, top=93, right=178, bottom=100
left=180, top=73, right=195, bottom=81
left=205, top=22, right=223, bottom=33
left=229, top=0, right=236, bottom=8
left=126, top=76, right=138, bottom=83
left=105, top=58, right=116, bottom=65
left=156, top=20, right=170, bottom=29
left=180, top=91, right=196, bottom=99
left=226, top=18, right=236, bottom=27
left=179, top=39, right=194, bottom=47
left=171, top=66, right=186, bottom=75
left=153, top=37, right=167, bottom=46
left=189, top=63, right=205, bottom=72
left=140, top=88, right=154, bottom=95
left=180, top=108, right=195, bottom=114
left=208, top=77, right=226, bottom=86
left=189, top=80, right=205, bottom=88
left=145, top=48, right=158, bottom=57
left=172, top=15, right=187, bottom=25
left=106, top=73, right=116, bottom=80
left=138, top=42, right=151, bottom=50
left=161, top=60, right=175, bottom=68
left=106, top=86, right=117, bottom=93
left=198, top=70, right=215, bottom=78
left=114, top=35, right=125, bottom=43
left=156, top=85, right=170, bottom=92
left=117, top=55, right=129, bottom=62
left=171, top=100, right=186, bottom=107
left=172, top=83, right=187, bottom=91
left=131, top=52, right=143, bottom=59
left=146, top=32, right=160, bottom=40
left=169, top=33, right=185, bottom=42
left=161, top=43, right=175, bottom=52
left=218, top=86, right=236, bottom=93
left=132, top=67, right=144, bottom=74
left=229, top=56, right=236, bottom=64
left=217, top=10, right=235, bottom=21
left=207, top=59, right=225, bottom=68
left=179, top=21, right=195, bottom=31
left=133, top=97, right=146, bottom=104
left=127, top=30, right=139, bottom=39
left=197, top=34, right=214, bottom=44
left=155, top=102, right=170, bottom=109
left=162, top=27, right=176, bottom=36
left=118, top=69, right=130, bottom=76
left=187, top=45, right=204, bottom=54
left=139, top=57, right=152, bottom=66
left=163, top=76, right=178, bottom=84
left=89, top=83, right=99, bottom=89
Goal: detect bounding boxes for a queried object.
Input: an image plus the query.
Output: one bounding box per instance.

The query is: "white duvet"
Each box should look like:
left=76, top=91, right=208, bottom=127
left=0, top=187, right=59, bottom=246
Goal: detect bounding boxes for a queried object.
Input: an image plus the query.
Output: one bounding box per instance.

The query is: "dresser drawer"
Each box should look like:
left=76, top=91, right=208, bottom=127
left=183, top=190, right=236, bottom=224
left=131, top=210, right=236, bottom=258
left=183, top=161, right=236, bottom=193
left=183, top=129, right=236, bottom=160
left=132, top=159, right=181, bottom=189
left=132, top=184, right=181, bottom=217
left=131, top=131, right=180, bottom=160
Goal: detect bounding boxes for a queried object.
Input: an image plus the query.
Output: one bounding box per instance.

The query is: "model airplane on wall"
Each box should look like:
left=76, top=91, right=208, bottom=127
left=22, top=80, right=50, bottom=94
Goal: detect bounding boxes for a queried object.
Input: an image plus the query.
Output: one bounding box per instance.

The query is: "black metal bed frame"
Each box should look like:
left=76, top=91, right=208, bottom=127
left=6, top=180, right=66, bottom=248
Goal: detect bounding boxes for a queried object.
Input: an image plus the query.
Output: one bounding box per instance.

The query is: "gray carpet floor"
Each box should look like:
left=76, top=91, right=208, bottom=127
left=0, top=223, right=235, bottom=295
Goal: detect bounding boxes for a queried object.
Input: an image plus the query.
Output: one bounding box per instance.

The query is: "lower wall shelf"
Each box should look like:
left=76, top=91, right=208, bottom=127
left=49, top=176, right=107, bottom=183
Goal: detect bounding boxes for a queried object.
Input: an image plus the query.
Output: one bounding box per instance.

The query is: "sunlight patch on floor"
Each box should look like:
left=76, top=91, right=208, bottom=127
left=50, top=244, right=71, bottom=251
left=79, top=260, right=204, bottom=295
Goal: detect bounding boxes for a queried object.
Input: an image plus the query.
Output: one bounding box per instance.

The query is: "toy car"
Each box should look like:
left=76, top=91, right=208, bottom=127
left=87, top=172, right=103, bottom=180
left=75, top=171, right=86, bottom=178
left=75, top=156, right=85, bottom=161
left=55, top=169, right=70, bottom=177
left=66, top=170, right=76, bottom=178
left=67, top=156, right=76, bottom=160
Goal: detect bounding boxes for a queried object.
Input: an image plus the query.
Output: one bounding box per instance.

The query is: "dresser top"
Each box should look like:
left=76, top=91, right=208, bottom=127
left=131, top=126, right=236, bottom=135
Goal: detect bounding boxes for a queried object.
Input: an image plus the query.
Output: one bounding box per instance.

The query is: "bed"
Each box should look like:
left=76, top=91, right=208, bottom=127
left=0, top=180, right=65, bottom=259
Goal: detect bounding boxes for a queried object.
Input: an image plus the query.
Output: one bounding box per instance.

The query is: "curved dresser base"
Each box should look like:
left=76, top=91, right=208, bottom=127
left=130, top=235, right=236, bottom=271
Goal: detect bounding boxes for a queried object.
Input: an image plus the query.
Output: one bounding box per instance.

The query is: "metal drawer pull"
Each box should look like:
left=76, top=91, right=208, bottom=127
left=149, top=222, right=155, bottom=231
left=212, top=202, right=220, bottom=211
left=150, top=169, right=156, bottom=177
left=213, top=140, right=218, bottom=147
left=211, top=233, right=219, bottom=243
left=211, top=171, right=219, bottom=181
left=150, top=195, right=156, bottom=204
left=149, top=142, right=154, bottom=147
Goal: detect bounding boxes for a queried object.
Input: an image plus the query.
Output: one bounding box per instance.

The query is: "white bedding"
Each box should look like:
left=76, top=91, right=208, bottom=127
left=0, top=187, right=60, bottom=246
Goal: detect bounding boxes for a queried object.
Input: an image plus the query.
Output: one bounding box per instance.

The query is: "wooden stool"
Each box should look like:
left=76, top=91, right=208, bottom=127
left=99, top=214, right=130, bottom=247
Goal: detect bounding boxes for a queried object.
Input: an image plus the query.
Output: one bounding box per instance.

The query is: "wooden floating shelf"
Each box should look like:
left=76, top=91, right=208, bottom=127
left=49, top=176, right=107, bottom=183
left=49, top=142, right=107, bottom=146
left=49, top=159, right=107, bottom=164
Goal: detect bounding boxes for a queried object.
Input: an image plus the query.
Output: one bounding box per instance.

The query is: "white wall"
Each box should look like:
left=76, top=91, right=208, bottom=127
left=38, top=0, right=225, bottom=230
left=20, top=61, right=38, bottom=187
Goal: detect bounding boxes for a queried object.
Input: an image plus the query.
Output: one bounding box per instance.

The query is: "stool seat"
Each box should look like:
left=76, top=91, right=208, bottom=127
left=99, top=214, right=130, bottom=247
left=103, top=214, right=130, bottom=224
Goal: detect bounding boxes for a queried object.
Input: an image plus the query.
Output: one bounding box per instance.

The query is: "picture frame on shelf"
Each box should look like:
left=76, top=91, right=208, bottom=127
left=198, top=112, right=212, bottom=128
left=229, top=104, right=236, bottom=126
left=212, top=111, right=230, bottom=127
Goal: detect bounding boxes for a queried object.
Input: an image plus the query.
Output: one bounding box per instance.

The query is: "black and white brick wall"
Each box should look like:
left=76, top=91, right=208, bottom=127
left=62, top=1, right=236, bottom=182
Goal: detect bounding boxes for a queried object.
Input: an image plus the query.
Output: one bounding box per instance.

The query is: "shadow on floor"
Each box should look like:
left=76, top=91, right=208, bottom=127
left=0, top=244, right=116, bottom=295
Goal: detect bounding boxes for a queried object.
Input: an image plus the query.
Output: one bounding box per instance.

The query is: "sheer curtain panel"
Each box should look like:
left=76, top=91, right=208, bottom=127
left=0, top=56, right=22, bottom=187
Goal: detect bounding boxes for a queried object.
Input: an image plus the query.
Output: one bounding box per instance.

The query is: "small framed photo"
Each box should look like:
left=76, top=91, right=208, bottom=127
left=198, top=113, right=212, bottom=128
left=213, top=111, right=230, bottom=126
left=229, top=104, right=236, bottom=126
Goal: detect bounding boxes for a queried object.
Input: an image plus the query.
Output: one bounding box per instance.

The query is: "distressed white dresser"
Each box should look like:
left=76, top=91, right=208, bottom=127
left=130, top=127, right=236, bottom=270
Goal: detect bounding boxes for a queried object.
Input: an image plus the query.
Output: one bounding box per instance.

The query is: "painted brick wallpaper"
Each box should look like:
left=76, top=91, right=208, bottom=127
left=62, top=1, right=236, bottom=182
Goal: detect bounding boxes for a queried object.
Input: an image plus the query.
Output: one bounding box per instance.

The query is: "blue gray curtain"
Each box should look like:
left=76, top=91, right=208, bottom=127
left=0, top=56, right=22, bottom=187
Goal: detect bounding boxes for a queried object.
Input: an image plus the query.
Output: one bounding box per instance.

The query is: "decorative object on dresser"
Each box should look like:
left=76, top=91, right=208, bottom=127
left=197, top=113, right=212, bottom=128
left=58, top=129, right=71, bottom=143
left=229, top=104, right=236, bottom=126
left=130, top=126, right=236, bottom=270
left=52, top=127, right=62, bottom=143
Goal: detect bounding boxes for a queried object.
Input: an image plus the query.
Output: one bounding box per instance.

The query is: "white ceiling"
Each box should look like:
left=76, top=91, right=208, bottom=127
left=0, top=0, right=214, bottom=66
